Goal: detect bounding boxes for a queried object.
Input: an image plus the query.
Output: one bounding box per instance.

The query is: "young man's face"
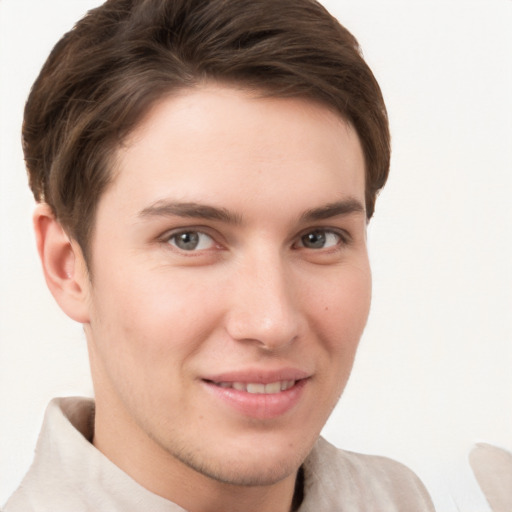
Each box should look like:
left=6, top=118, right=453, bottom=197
left=81, top=85, right=371, bottom=493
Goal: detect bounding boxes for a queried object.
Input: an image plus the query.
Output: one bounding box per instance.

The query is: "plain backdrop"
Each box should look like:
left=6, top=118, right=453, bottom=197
left=1, top=1, right=511, bottom=511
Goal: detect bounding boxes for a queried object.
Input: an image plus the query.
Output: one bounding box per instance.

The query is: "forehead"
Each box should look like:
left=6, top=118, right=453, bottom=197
left=101, top=84, right=366, bottom=223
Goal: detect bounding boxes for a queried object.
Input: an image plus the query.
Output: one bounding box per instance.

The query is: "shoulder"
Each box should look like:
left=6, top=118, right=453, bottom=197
left=3, top=398, right=94, bottom=512
left=299, top=437, right=435, bottom=512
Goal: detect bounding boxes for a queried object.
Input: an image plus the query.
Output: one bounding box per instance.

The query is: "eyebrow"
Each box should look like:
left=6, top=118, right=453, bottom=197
left=138, top=201, right=242, bottom=224
left=138, top=197, right=365, bottom=225
left=300, top=198, right=365, bottom=222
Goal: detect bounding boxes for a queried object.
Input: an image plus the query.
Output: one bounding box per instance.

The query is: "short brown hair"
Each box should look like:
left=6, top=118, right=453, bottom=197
left=23, top=0, right=390, bottom=260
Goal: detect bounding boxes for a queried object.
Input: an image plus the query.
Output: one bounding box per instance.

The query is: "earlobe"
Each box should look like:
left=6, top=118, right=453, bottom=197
left=33, top=204, right=91, bottom=324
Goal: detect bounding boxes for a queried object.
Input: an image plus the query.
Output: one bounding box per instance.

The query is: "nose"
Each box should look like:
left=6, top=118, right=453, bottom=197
left=225, top=249, right=302, bottom=351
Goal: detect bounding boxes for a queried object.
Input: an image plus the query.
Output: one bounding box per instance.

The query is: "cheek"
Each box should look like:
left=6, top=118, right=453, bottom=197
left=90, top=268, right=224, bottom=362
left=306, top=263, right=372, bottom=352
left=298, top=264, right=371, bottom=423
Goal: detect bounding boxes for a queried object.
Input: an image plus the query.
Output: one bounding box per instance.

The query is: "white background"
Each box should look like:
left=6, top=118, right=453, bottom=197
left=1, top=1, right=511, bottom=511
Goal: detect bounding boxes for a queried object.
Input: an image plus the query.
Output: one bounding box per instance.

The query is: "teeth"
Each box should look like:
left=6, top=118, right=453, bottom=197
left=281, top=380, right=295, bottom=391
left=263, top=382, right=281, bottom=394
left=247, top=383, right=266, bottom=394
left=215, top=380, right=296, bottom=394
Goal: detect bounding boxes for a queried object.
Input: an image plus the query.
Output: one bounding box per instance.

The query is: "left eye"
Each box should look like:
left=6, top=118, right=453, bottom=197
left=167, top=231, right=215, bottom=251
left=297, top=230, right=342, bottom=249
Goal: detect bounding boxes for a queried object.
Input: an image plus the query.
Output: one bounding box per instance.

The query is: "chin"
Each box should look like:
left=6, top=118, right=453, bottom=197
left=171, top=434, right=312, bottom=487
left=185, top=455, right=301, bottom=487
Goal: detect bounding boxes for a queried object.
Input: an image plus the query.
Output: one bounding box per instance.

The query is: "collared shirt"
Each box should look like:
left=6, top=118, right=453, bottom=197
left=4, top=397, right=435, bottom=512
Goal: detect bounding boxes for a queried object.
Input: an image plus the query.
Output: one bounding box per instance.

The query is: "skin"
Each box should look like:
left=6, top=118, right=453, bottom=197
left=36, top=85, right=371, bottom=512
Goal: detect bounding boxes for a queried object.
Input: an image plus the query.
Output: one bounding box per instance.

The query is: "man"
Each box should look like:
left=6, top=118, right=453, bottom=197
left=4, top=0, right=435, bottom=511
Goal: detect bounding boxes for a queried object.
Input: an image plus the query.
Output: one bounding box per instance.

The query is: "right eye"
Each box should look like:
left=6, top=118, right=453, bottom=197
left=166, top=230, right=216, bottom=252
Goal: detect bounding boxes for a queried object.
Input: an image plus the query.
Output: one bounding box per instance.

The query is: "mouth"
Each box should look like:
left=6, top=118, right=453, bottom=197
left=201, top=373, right=309, bottom=420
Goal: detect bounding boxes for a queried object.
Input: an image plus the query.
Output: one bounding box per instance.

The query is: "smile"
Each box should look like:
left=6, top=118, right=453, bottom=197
left=212, top=380, right=296, bottom=394
left=203, top=375, right=308, bottom=420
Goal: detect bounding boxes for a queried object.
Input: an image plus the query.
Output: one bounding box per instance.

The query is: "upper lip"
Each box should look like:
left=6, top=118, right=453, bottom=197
left=202, top=368, right=311, bottom=384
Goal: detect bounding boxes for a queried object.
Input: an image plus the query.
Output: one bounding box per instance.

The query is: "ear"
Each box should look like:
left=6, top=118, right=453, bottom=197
left=33, top=203, right=91, bottom=324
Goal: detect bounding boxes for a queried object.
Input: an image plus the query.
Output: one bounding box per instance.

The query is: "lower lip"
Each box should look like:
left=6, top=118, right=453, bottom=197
left=202, top=379, right=308, bottom=420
